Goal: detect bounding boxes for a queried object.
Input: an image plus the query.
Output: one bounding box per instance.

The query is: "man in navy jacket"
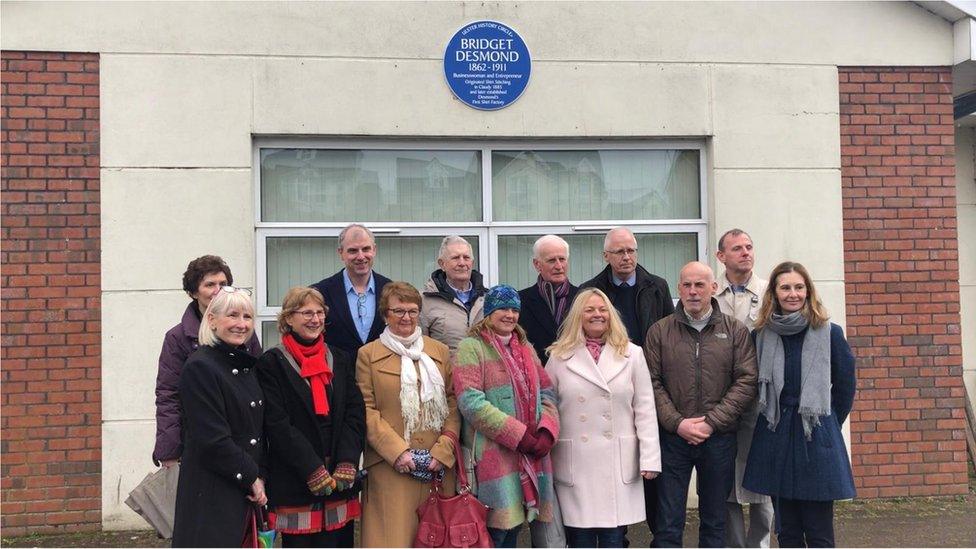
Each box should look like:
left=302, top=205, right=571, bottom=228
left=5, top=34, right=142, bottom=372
left=311, top=224, right=391, bottom=356
left=517, top=234, right=579, bottom=362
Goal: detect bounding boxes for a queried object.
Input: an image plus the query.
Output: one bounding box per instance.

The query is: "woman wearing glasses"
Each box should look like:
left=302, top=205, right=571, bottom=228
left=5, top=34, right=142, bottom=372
left=172, top=286, right=267, bottom=547
left=154, top=255, right=261, bottom=469
left=255, top=287, right=365, bottom=548
left=355, top=282, right=460, bottom=547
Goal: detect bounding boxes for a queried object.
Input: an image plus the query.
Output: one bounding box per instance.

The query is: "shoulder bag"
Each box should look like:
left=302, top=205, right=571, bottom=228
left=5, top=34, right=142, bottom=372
left=413, top=431, right=492, bottom=548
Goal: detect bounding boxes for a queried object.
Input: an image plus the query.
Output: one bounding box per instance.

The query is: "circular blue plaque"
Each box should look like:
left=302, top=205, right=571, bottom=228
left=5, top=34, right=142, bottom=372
left=444, top=21, right=531, bottom=111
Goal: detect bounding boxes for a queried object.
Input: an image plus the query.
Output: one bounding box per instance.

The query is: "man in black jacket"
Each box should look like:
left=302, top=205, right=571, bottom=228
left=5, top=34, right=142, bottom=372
left=580, top=227, right=675, bottom=345
left=517, top=234, right=579, bottom=361
left=311, top=224, right=391, bottom=356
left=580, top=226, right=675, bottom=542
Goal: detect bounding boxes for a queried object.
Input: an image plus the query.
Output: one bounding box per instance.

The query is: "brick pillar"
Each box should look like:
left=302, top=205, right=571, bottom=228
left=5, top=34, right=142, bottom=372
left=839, top=66, right=968, bottom=498
left=1, top=51, right=101, bottom=534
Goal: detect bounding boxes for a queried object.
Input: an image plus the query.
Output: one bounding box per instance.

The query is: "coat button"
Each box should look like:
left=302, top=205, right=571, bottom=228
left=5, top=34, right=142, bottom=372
left=250, top=401, right=256, bottom=408
left=258, top=400, right=263, bottom=405
left=603, top=413, right=611, bottom=421
left=604, top=432, right=613, bottom=440
left=235, top=473, right=243, bottom=480
left=243, top=368, right=250, bottom=373
left=250, top=439, right=257, bottom=446
left=581, top=435, right=589, bottom=442
left=232, top=369, right=239, bottom=375
left=579, top=414, right=586, bottom=422
left=603, top=393, right=611, bottom=400
left=578, top=395, right=585, bottom=403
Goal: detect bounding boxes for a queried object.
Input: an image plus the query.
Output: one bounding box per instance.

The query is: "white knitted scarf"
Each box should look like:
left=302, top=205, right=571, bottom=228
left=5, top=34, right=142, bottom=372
left=379, top=327, right=448, bottom=442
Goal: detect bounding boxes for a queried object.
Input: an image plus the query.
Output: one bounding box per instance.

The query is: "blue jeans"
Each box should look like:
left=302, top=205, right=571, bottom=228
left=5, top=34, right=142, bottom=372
left=488, top=525, right=522, bottom=548
left=654, top=431, right=736, bottom=548
left=566, top=525, right=628, bottom=548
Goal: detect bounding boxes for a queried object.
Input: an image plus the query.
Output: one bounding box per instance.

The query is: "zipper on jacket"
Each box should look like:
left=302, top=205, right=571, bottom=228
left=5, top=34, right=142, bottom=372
left=694, top=331, right=703, bottom=416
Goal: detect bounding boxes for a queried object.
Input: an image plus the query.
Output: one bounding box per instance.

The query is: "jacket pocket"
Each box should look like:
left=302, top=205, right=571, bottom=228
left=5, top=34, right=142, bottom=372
left=552, top=439, right=574, bottom=486
left=618, top=435, right=639, bottom=484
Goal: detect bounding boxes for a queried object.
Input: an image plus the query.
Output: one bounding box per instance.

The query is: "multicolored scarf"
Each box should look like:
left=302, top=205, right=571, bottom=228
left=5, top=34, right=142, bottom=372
left=281, top=332, right=333, bottom=416
left=536, top=276, right=571, bottom=325
left=483, top=329, right=543, bottom=518
left=584, top=337, right=604, bottom=363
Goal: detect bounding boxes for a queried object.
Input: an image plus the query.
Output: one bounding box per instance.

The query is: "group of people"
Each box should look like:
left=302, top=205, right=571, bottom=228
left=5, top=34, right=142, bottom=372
left=154, top=223, right=856, bottom=548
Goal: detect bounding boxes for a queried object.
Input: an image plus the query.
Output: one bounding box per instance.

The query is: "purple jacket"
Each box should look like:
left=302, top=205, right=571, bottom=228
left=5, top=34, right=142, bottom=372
left=153, top=301, right=262, bottom=464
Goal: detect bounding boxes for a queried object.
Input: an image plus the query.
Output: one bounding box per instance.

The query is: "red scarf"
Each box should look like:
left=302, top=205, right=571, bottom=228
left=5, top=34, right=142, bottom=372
left=282, top=332, right=333, bottom=416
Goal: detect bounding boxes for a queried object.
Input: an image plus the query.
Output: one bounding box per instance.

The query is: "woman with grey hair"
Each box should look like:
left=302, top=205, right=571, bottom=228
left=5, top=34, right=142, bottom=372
left=419, top=235, right=487, bottom=353
left=171, top=287, right=267, bottom=547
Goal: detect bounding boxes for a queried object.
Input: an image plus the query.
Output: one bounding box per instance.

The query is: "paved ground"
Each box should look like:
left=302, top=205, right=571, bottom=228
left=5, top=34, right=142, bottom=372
left=4, top=481, right=974, bottom=547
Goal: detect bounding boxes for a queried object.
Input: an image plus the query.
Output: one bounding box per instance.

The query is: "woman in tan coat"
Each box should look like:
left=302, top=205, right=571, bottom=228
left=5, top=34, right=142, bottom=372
left=356, top=282, right=461, bottom=547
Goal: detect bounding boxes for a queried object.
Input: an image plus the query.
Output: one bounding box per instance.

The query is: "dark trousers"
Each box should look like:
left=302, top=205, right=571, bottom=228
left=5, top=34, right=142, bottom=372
left=488, top=524, right=523, bottom=548
left=654, top=431, right=736, bottom=548
left=775, top=497, right=835, bottom=548
left=566, top=525, right=628, bottom=548
left=281, top=521, right=354, bottom=548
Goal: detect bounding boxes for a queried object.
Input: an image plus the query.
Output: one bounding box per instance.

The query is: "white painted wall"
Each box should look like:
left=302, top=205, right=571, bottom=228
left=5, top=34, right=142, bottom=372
left=956, top=127, right=976, bottom=422
left=0, top=0, right=955, bottom=529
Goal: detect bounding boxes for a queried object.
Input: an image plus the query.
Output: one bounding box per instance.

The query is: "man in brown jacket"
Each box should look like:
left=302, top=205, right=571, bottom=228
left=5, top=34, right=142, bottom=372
left=645, top=261, right=757, bottom=548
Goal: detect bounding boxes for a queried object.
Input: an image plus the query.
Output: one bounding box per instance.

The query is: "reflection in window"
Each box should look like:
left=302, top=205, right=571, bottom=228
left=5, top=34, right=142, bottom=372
left=261, top=149, right=483, bottom=222
left=492, top=150, right=700, bottom=222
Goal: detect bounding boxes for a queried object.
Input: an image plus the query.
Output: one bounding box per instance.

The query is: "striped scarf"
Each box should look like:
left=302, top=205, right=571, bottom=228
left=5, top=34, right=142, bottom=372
left=536, top=276, right=570, bottom=325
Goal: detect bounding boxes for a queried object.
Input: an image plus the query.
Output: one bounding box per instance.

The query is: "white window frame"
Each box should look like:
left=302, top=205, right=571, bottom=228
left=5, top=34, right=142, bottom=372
left=254, top=138, right=708, bottom=328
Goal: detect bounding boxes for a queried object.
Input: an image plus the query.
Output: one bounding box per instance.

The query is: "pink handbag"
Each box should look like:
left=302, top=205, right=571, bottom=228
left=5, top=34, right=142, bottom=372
left=413, top=432, right=492, bottom=548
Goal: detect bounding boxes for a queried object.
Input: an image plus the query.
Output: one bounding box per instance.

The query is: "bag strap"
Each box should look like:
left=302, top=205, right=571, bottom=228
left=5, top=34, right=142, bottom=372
left=440, top=430, right=472, bottom=493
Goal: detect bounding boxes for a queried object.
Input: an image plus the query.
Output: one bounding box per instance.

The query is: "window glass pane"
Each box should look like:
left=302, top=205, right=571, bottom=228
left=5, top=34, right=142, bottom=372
left=261, top=149, right=483, bottom=222
left=496, top=233, right=697, bottom=293
left=261, top=321, right=280, bottom=349
left=265, top=235, right=480, bottom=307
left=492, top=150, right=700, bottom=221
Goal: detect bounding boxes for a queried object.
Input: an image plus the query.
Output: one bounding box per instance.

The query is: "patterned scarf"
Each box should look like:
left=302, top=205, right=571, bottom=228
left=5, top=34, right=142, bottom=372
left=536, top=276, right=571, bottom=325
left=483, top=329, right=543, bottom=519
left=281, top=332, right=333, bottom=416
left=584, top=337, right=604, bottom=363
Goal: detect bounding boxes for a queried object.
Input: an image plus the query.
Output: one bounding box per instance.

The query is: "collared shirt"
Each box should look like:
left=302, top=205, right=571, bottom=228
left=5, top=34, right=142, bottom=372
left=343, top=269, right=376, bottom=344
left=611, top=272, right=638, bottom=287
left=449, top=281, right=473, bottom=307
left=716, top=271, right=767, bottom=330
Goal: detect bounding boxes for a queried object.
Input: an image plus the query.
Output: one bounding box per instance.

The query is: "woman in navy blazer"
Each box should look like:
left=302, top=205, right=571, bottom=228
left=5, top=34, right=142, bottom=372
left=742, top=262, right=856, bottom=548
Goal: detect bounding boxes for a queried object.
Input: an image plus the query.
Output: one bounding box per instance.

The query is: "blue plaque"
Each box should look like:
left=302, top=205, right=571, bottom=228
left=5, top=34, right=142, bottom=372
left=444, top=21, right=531, bottom=110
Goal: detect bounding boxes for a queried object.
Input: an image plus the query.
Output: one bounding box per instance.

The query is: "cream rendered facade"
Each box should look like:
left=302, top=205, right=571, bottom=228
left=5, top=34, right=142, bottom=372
left=1, top=1, right=968, bottom=529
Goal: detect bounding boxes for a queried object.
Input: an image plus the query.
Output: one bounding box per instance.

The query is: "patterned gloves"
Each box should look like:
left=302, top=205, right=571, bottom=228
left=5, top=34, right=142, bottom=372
left=332, top=462, right=358, bottom=492
left=307, top=465, right=337, bottom=496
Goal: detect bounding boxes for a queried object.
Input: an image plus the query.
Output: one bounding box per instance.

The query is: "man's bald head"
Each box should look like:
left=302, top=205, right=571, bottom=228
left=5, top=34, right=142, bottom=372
left=678, top=261, right=717, bottom=317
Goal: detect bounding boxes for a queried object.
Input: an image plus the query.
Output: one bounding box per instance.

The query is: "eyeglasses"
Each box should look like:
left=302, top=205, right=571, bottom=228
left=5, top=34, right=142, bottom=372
left=293, top=309, right=326, bottom=321
left=219, top=285, right=253, bottom=296
left=389, top=308, right=420, bottom=319
left=606, top=248, right=638, bottom=257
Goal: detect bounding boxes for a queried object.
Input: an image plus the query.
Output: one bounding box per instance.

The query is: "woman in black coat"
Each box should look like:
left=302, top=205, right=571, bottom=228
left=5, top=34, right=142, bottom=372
left=256, top=287, right=366, bottom=548
left=172, top=287, right=267, bottom=548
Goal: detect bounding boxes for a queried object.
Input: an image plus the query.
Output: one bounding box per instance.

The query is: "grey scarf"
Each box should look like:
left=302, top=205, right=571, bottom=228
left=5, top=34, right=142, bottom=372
left=756, top=312, right=831, bottom=441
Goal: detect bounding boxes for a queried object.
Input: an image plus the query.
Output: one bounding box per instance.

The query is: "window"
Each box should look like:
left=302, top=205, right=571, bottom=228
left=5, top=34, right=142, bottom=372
left=256, top=140, right=706, bottom=345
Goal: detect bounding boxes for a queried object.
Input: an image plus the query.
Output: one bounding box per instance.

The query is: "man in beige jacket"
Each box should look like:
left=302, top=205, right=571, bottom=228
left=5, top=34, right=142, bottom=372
left=420, top=235, right=487, bottom=353
left=716, top=229, right=773, bottom=548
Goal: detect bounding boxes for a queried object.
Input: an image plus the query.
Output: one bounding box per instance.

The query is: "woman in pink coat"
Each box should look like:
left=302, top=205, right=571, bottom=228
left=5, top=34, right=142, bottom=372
left=546, top=288, right=661, bottom=548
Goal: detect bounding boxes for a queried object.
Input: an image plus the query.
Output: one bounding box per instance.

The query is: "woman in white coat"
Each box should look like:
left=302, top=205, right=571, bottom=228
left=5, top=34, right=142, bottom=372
left=546, top=288, right=661, bottom=548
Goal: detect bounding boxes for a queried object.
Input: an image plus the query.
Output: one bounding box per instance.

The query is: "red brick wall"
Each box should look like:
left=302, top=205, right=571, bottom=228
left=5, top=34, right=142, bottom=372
left=1, top=51, right=101, bottom=534
left=840, top=66, right=969, bottom=498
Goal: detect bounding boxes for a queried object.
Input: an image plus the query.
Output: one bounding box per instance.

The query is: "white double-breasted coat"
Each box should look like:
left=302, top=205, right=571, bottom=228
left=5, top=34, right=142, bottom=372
left=546, top=341, right=661, bottom=528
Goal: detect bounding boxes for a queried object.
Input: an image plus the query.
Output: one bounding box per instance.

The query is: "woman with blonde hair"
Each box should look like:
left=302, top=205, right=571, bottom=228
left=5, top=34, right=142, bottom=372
left=172, top=287, right=267, bottom=547
left=546, top=288, right=660, bottom=547
left=453, top=284, right=561, bottom=548
left=743, top=261, right=856, bottom=548
left=256, top=286, right=365, bottom=548
left=356, top=281, right=460, bottom=547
